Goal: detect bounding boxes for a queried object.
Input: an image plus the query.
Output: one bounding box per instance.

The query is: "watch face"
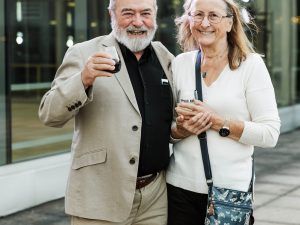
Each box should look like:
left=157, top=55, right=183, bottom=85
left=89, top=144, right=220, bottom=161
left=219, top=128, right=230, bottom=137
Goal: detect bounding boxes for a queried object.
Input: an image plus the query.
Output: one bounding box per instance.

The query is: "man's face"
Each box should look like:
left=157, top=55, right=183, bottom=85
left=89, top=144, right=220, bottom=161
left=110, top=0, right=157, bottom=52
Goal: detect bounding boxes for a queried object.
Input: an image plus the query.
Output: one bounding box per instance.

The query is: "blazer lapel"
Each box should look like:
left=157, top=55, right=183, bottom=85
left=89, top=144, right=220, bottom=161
left=99, top=33, right=140, bottom=116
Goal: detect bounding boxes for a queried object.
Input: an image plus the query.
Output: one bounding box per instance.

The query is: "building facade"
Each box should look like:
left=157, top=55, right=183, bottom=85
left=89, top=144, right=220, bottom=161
left=0, top=0, right=300, bottom=216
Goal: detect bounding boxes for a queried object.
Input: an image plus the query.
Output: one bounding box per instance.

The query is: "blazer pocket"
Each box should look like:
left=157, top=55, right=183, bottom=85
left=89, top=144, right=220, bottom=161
left=72, top=149, right=107, bottom=170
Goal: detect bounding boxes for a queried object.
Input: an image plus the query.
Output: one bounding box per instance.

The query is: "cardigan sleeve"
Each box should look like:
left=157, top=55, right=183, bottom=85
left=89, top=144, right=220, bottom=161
left=239, top=54, right=281, bottom=148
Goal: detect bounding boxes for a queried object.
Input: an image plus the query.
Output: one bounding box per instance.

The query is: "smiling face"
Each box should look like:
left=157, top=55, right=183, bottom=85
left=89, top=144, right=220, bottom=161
left=189, top=0, right=233, bottom=48
left=110, top=0, right=157, bottom=52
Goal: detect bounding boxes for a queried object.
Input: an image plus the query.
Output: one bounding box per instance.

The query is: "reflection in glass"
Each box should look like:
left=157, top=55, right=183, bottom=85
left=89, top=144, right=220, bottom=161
left=156, top=0, right=183, bottom=55
left=6, top=0, right=75, bottom=162
left=87, top=0, right=111, bottom=38
left=2, top=0, right=300, bottom=164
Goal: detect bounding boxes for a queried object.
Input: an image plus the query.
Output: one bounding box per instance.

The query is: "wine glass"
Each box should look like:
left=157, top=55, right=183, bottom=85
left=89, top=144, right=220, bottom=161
left=104, top=46, right=121, bottom=73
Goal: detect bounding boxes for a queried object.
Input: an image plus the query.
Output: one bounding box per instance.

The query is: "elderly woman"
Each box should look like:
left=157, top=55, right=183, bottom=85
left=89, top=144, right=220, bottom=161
left=166, top=0, right=281, bottom=224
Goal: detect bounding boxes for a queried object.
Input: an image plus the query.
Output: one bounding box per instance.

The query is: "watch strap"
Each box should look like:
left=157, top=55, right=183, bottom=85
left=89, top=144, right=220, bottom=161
left=223, top=117, right=230, bottom=129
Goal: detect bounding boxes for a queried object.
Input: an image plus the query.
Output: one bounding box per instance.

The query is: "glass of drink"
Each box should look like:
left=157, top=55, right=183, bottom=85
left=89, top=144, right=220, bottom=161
left=177, top=89, right=198, bottom=103
left=177, top=89, right=198, bottom=121
left=104, top=46, right=121, bottom=73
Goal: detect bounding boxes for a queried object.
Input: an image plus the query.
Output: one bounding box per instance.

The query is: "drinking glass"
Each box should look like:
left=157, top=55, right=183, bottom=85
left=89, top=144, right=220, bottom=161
left=177, top=89, right=198, bottom=103
left=104, top=46, right=121, bottom=73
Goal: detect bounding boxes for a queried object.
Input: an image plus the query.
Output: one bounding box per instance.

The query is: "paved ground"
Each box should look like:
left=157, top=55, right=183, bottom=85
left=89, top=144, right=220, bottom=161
left=253, top=128, right=300, bottom=225
left=1, top=128, right=300, bottom=225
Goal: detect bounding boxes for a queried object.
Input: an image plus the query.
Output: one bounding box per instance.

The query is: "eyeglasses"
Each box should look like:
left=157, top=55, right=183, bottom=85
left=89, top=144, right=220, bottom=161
left=188, top=12, right=233, bottom=24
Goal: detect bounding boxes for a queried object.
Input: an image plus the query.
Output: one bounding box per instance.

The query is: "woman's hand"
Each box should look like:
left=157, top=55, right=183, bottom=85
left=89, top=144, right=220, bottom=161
left=176, top=99, right=212, bottom=115
left=176, top=100, right=246, bottom=141
left=171, top=101, right=213, bottom=138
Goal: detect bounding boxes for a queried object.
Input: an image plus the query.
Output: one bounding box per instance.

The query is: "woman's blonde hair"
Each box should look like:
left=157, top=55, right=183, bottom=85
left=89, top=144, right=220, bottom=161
left=176, top=0, right=256, bottom=70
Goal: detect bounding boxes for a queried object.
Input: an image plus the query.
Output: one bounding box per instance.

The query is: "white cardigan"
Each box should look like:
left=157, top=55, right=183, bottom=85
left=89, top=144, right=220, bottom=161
left=166, top=51, right=281, bottom=193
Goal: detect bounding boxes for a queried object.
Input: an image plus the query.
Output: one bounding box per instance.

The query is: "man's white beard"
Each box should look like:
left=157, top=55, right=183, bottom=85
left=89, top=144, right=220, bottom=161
left=111, top=17, right=157, bottom=52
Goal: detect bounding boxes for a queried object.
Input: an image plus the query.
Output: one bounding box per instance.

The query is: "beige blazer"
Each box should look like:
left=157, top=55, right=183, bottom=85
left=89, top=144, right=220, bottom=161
left=39, top=33, right=174, bottom=222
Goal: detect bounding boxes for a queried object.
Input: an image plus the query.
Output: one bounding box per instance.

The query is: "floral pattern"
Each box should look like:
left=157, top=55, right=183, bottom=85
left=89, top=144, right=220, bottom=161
left=205, top=186, right=253, bottom=225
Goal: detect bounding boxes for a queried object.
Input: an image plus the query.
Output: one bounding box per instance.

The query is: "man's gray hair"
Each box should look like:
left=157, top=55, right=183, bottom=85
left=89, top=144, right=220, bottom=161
left=108, top=0, right=158, bottom=12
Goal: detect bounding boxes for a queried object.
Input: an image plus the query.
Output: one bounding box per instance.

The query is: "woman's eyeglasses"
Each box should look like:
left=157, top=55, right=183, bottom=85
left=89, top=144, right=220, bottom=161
left=188, top=12, right=233, bottom=24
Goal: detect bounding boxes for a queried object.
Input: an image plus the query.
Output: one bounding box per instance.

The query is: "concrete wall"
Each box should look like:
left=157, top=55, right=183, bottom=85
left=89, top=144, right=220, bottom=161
left=0, top=154, right=70, bottom=216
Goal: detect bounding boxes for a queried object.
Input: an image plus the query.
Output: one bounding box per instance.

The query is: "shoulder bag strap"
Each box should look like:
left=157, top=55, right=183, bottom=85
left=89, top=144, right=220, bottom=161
left=195, top=50, right=213, bottom=188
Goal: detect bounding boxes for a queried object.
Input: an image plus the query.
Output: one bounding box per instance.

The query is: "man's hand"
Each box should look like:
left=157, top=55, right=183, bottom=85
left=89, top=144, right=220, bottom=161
left=81, top=52, right=116, bottom=88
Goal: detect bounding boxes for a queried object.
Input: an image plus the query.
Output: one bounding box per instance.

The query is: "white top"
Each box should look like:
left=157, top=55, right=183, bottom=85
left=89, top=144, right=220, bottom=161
left=166, top=51, right=281, bottom=193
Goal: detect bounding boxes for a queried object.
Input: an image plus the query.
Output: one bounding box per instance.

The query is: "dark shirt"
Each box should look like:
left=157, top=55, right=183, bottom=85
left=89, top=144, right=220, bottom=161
left=119, top=43, right=173, bottom=176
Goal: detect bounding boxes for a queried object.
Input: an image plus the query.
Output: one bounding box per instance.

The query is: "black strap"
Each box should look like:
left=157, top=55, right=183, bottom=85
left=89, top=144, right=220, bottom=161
left=195, top=51, right=203, bottom=102
left=195, top=50, right=254, bottom=191
left=195, top=51, right=213, bottom=187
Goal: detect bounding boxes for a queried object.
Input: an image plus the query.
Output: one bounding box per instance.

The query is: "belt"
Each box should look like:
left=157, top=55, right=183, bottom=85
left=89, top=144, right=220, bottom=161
left=136, top=173, right=158, bottom=189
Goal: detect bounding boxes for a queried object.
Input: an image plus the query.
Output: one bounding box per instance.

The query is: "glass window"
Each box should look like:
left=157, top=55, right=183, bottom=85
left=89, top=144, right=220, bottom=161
left=87, top=0, right=111, bottom=38
left=0, top=0, right=7, bottom=165
left=244, top=0, right=299, bottom=106
left=1, top=0, right=299, bottom=165
left=5, top=0, right=76, bottom=162
left=295, top=2, right=300, bottom=103
left=156, top=0, right=183, bottom=55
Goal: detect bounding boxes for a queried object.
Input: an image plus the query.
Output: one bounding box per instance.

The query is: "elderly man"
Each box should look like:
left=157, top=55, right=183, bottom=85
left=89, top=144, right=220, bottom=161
left=38, top=0, right=174, bottom=224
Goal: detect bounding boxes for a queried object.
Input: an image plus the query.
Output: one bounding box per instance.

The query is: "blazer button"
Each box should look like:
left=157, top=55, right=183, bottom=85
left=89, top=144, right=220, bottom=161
left=132, top=125, right=138, bottom=131
left=129, top=158, right=136, bottom=165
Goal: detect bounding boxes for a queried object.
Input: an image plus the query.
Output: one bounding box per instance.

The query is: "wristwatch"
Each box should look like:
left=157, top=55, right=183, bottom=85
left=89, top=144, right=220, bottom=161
left=219, top=118, right=230, bottom=137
